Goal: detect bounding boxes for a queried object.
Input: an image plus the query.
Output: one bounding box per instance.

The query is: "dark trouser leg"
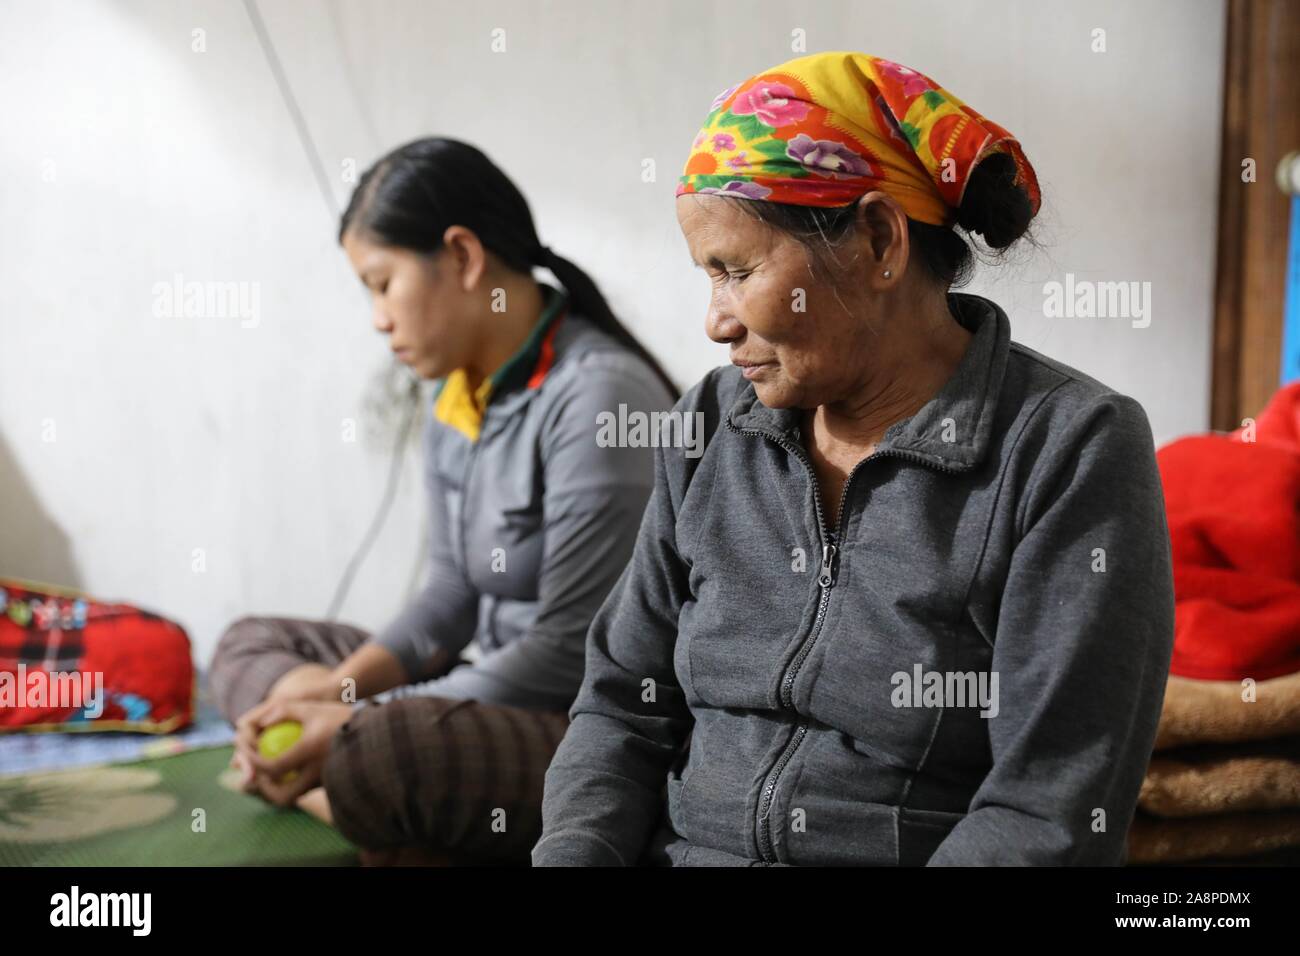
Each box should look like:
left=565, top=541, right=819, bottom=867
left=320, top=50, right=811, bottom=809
left=321, top=696, right=571, bottom=865
left=208, top=615, right=371, bottom=723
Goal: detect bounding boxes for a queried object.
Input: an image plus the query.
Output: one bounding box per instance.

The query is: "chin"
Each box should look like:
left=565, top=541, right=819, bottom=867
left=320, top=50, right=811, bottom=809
left=750, top=381, right=793, bottom=410
left=412, top=358, right=447, bottom=380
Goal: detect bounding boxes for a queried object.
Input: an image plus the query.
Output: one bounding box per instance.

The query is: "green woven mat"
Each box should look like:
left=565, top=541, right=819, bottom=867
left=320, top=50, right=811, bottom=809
left=0, top=745, right=357, bottom=866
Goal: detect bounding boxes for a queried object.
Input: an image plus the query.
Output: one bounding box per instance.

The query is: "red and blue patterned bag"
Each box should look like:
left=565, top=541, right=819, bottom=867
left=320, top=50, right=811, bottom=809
left=0, top=578, right=194, bottom=733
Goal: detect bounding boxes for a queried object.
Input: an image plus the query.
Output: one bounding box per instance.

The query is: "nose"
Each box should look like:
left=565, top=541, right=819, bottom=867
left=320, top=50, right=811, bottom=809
left=371, top=300, right=394, bottom=334
left=705, top=289, right=744, bottom=345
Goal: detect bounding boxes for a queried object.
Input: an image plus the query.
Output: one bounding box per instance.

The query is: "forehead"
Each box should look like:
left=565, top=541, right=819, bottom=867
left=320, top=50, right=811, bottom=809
left=675, top=195, right=770, bottom=261
left=343, top=229, right=382, bottom=259
left=343, top=231, right=408, bottom=274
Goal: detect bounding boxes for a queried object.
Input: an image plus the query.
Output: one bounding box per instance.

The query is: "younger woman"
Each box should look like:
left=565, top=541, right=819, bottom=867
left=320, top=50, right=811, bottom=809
left=211, top=137, right=677, bottom=864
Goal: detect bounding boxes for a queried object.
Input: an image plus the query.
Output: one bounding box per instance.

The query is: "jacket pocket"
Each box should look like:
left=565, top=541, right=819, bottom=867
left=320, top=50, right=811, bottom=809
left=806, top=559, right=995, bottom=772
left=664, top=734, right=692, bottom=829
left=897, top=805, right=966, bottom=866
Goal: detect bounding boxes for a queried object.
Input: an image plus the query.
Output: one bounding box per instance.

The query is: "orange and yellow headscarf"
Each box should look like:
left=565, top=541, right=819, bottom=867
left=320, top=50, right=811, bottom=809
left=676, top=51, right=1040, bottom=227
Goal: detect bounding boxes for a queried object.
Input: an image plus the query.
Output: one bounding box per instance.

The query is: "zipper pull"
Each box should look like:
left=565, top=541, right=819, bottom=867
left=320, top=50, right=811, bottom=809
left=817, top=542, right=838, bottom=589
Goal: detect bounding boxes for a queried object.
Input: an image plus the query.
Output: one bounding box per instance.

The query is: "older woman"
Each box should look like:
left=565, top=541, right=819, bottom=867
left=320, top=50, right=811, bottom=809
left=533, top=52, right=1175, bottom=866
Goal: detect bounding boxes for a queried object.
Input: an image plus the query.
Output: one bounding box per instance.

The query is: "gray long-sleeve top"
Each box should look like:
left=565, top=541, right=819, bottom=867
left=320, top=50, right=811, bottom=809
left=370, top=285, right=676, bottom=712
left=533, top=291, right=1176, bottom=866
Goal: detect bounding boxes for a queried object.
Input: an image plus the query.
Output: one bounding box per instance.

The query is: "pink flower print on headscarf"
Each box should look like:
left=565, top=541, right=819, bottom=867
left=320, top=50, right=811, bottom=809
left=786, top=134, right=876, bottom=179
left=730, top=81, right=811, bottom=127
left=710, top=132, right=737, bottom=153
left=874, top=58, right=933, bottom=99
left=726, top=152, right=751, bottom=170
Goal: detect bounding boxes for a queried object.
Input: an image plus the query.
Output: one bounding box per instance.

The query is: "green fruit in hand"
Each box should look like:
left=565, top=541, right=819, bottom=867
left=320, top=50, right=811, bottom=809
left=258, top=719, right=303, bottom=783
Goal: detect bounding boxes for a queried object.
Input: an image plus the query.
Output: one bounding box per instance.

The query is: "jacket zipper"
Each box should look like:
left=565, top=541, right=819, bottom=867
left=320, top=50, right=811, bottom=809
left=459, top=417, right=484, bottom=582
left=727, top=416, right=963, bottom=862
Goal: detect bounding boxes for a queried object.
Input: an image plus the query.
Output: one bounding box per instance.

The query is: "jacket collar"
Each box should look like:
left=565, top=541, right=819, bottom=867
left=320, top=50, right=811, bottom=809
left=726, top=292, right=1010, bottom=473
left=431, top=283, right=569, bottom=443
left=476, top=297, right=611, bottom=443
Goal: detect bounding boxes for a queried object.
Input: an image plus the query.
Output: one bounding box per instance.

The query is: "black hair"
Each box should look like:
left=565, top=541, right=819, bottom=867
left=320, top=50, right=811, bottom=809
left=736, top=152, right=1037, bottom=289
left=339, top=137, right=678, bottom=399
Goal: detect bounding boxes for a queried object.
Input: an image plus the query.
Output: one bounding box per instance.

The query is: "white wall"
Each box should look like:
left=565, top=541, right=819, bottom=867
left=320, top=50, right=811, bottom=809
left=0, top=0, right=1225, bottom=664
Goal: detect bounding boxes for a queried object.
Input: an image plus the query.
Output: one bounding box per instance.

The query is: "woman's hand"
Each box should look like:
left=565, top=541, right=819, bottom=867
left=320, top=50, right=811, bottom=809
left=265, top=644, right=426, bottom=707
left=232, top=699, right=355, bottom=808
left=265, top=663, right=342, bottom=704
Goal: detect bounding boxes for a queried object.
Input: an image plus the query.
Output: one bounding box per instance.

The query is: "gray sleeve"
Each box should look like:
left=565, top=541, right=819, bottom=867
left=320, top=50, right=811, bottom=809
left=927, top=393, right=1176, bottom=866
left=381, top=357, right=673, bottom=711
left=531, top=377, right=706, bottom=866
left=371, top=421, right=480, bottom=680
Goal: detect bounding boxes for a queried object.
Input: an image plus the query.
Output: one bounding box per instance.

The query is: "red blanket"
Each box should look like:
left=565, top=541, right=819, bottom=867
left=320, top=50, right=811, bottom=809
left=1158, top=382, right=1300, bottom=681
left=0, top=579, right=193, bottom=733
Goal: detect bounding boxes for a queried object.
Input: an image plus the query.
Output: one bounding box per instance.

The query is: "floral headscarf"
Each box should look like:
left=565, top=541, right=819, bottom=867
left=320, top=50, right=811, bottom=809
left=676, top=51, right=1040, bottom=227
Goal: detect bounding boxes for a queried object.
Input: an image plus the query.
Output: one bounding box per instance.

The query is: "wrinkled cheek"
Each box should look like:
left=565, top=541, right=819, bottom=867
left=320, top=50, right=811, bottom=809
left=772, top=352, right=807, bottom=386
left=771, top=358, right=822, bottom=407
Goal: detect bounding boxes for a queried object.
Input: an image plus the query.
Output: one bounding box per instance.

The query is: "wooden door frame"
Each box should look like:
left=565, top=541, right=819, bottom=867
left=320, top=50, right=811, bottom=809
left=1211, top=0, right=1300, bottom=430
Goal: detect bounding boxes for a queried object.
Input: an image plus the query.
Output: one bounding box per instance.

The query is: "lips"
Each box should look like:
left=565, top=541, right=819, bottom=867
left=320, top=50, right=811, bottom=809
left=733, top=357, right=776, bottom=381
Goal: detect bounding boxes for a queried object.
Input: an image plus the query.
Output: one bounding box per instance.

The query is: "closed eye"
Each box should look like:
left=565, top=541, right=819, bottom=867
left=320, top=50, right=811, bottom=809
left=359, top=273, right=390, bottom=296
left=696, top=256, right=750, bottom=283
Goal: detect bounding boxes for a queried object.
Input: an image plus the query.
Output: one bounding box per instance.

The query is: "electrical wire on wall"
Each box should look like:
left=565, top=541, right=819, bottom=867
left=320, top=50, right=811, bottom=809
left=324, top=385, right=421, bottom=621
left=242, top=0, right=425, bottom=622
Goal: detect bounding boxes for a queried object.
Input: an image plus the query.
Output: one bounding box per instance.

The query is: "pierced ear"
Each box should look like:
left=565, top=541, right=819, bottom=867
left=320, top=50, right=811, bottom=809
left=854, top=192, right=909, bottom=286
left=850, top=194, right=888, bottom=256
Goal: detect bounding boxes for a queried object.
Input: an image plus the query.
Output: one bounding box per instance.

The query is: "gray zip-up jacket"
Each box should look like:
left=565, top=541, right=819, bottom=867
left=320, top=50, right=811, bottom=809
left=533, top=291, right=1176, bottom=866
left=371, top=286, right=676, bottom=712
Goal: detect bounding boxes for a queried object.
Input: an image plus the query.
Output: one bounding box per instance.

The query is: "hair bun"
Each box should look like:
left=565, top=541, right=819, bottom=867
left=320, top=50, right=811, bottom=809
left=956, top=152, right=1035, bottom=249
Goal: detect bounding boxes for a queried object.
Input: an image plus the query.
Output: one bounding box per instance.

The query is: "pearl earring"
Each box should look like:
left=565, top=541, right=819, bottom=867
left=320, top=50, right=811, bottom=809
left=883, top=269, right=892, bottom=279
